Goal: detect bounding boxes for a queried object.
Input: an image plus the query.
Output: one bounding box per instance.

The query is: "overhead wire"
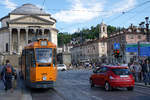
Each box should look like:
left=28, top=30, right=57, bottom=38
left=106, top=0, right=150, bottom=24
left=0, top=0, right=149, bottom=33
left=59, top=0, right=150, bottom=33
left=123, top=4, right=150, bottom=25
left=42, top=0, right=46, bottom=10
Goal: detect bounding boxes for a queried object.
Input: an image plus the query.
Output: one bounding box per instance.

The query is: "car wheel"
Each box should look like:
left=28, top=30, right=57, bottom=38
left=127, top=87, right=134, bottom=91
left=105, top=82, right=112, bottom=91
left=61, top=69, right=66, bottom=71
left=90, top=79, right=95, bottom=88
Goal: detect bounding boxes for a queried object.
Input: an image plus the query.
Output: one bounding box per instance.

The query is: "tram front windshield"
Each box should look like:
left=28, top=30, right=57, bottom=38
left=35, top=48, right=52, bottom=63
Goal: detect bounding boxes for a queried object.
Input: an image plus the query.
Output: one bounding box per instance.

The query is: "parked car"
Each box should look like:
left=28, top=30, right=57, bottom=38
left=57, top=64, right=67, bottom=71
left=90, top=65, right=135, bottom=91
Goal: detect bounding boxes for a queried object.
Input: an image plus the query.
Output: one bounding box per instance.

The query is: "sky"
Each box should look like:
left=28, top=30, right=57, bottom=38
left=0, top=0, right=150, bottom=33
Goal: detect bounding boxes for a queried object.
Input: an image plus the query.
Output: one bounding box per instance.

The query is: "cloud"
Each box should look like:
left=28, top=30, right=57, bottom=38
left=113, top=0, right=136, bottom=12
left=53, top=0, right=104, bottom=23
left=53, top=0, right=136, bottom=23
left=103, top=0, right=136, bottom=17
left=2, top=0, right=17, bottom=10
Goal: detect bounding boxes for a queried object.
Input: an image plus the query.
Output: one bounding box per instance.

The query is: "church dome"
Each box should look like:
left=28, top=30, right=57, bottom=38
left=10, top=4, right=49, bottom=15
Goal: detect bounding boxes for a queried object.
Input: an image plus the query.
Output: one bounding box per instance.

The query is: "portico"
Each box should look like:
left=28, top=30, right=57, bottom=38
left=0, top=4, right=58, bottom=55
left=9, top=28, right=52, bottom=54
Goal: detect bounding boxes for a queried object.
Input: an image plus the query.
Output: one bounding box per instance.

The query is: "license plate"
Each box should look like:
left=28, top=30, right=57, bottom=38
left=120, top=75, right=128, bottom=77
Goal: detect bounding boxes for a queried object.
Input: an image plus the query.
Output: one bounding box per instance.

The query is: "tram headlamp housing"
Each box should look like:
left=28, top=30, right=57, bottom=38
left=42, top=76, right=47, bottom=80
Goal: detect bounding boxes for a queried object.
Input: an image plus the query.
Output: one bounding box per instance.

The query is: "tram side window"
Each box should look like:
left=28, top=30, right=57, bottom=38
left=53, top=48, right=56, bottom=67
left=25, top=49, right=36, bottom=67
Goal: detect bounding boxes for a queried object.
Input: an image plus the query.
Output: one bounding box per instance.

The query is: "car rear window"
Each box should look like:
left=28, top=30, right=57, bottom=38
left=111, top=68, right=131, bottom=75
left=58, top=64, right=65, bottom=67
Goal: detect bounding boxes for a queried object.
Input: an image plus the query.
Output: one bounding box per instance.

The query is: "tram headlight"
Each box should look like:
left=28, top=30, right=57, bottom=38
left=43, top=76, right=47, bottom=80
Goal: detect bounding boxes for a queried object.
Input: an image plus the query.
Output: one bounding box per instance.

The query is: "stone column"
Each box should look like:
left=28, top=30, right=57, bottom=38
left=49, top=29, right=51, bottom=41
left=42, top=29, right=44, bottom=36
left=33, top=28, right=36, bottom=34
left=17, top=29, right=20, bottom=54
left=25, top=29, right=29, bottom=45
left=9, top=28, right=12, bottom=54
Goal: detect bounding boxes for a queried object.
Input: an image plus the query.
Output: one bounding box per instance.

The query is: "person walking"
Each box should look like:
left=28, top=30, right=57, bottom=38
left=0, top=65, right=5, bottom=88
left=142, top=60, right=150, bottom=85
left=130, top=62, right=142, bottom=82
left=140, top=60, right=145, bottom=82
left=1, top=60, right=15, bottom=92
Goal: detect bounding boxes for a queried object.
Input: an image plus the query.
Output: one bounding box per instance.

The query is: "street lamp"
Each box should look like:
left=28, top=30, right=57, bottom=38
left=139, top=21, right=145, bottom=34
left=145, top=17, right=150, bottom=42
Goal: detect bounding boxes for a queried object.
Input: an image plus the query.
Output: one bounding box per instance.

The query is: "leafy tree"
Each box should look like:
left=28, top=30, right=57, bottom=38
left=107, top=25, right=116, bottom=36
left=58, top=24, right=118, bottom=46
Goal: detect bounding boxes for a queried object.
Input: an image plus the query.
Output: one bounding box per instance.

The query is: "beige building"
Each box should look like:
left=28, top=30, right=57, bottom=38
left=71, top=22, right=107, bottom=64
left=71, top=39, right=107, bottom=64
left=0, top=4, right=58, bottom=55
left=107, top=25, right=146, bottom=63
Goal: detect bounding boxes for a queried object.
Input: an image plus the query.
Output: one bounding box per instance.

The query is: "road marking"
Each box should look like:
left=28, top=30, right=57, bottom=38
left=134, top=89, right=150, bottom=95
left=50, top=88, right=67, bottom=100
left=81, top=90, right=103, bottom=100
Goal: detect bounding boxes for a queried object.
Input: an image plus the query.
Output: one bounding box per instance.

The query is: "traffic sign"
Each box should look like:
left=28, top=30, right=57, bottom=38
left=125, top=42, right=150, bottom=56
left=139, top=42, right=150, bottom=56
left=126, top=44, right=138, bottom=52
left=114, top=43, right=120, bottom=49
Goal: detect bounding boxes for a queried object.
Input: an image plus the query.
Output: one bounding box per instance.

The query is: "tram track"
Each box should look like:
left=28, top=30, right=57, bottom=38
left=31, top=88, right=67, bottom=100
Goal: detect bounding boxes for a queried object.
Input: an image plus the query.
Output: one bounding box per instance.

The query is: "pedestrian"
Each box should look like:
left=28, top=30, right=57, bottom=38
left=140, top=60, right=145, bottom=82
left=1, top=60, right=15, bottom=92
left=142, top=60, right=150, bottom=85
left=0, top=65, right=5, bottom=88
left=130, top=62, right=142, bottom=82
left=92, top=63, right=95, bottom=69
left=121, top=61, right=128, bottom=66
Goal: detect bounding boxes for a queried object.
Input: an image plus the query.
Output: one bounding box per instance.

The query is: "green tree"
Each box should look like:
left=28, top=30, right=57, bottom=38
left=58, top=24, right=118, bottom=46
left=107, top=25, right=117, bottom=36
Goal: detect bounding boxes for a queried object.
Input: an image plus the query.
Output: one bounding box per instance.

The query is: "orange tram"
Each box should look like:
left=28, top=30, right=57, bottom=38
left=19, top=38, right=57, bottom=88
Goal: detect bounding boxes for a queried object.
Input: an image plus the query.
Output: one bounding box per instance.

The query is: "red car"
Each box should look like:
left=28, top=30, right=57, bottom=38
left=90, top=65, right=135, bottom=91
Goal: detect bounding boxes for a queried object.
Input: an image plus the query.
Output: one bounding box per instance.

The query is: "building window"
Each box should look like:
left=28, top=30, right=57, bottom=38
left=103, top=27, right=105, bottom=32
left=138, top=35, right=141, bottom=39
left=6, top=43, right=8, bottom=52
left=102, top=48, right=104, bottom=52
left=102, top=42, right=105, bottom=46
left=93, top=46, right=95, bottom=50
left=122, top=36, right=124, bottom=41
left=129, top=35, right=134, bottom=39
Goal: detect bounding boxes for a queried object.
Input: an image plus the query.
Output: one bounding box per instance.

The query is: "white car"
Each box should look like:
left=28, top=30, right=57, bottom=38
left=57, top=64, right=67, bottom=71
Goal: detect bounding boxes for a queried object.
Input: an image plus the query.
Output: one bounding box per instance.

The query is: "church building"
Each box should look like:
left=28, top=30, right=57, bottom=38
left=0, top=4, right=58, bottom=55
left=70, top=21, right=108, bottom=64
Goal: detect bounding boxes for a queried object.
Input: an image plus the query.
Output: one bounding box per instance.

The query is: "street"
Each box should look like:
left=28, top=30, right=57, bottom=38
left=55, top=70, right=150, bottom=100
left=1, top=69, right=150, bottom=100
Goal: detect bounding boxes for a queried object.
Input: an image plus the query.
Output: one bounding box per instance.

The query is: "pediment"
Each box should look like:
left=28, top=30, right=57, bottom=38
left=9, top=15, right=54, bottom=25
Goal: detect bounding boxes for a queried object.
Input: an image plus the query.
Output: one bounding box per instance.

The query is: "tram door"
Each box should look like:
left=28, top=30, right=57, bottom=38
left=25, top=49, right=33, bottom=82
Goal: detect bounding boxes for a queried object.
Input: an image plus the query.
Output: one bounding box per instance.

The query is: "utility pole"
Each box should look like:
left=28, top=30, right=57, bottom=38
left=145, top=17, right=150, bottom=42
left=139, top=21, right=145, bottom=34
